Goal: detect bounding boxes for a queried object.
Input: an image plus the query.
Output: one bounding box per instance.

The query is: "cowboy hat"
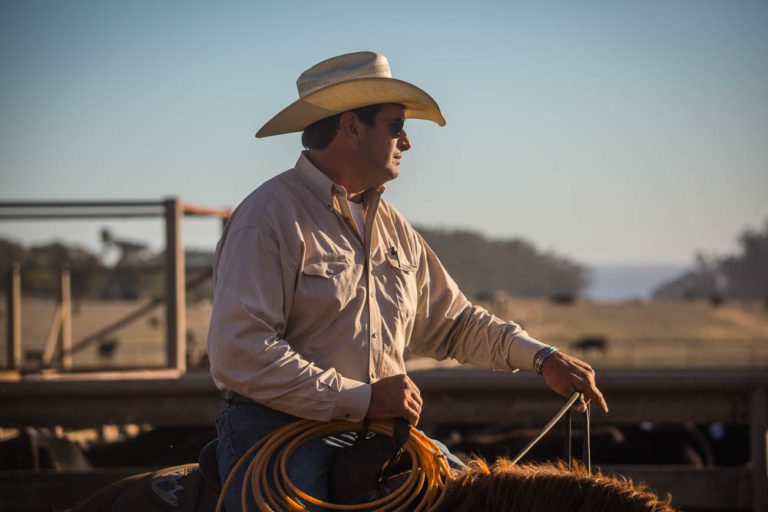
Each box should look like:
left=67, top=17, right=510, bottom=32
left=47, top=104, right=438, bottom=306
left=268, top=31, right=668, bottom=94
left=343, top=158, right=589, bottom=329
left=255, top=51, right=446, bottom=138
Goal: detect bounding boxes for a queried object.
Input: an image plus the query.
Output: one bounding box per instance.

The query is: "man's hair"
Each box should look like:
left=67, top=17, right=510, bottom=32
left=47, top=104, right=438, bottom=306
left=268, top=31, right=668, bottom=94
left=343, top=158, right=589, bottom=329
left=301, top=104, right=383, bottom=150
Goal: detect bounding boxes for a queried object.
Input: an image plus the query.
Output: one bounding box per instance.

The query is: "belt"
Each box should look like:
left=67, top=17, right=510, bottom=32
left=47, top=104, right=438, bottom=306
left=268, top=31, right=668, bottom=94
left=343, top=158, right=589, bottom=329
left=221, top=389, right=258, bottom=405
left=220, top=391, right=304, bottom=423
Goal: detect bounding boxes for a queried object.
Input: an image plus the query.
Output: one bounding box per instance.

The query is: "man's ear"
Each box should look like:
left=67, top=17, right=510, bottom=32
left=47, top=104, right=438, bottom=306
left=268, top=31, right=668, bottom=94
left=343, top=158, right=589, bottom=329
left=338, top=112, right=361, bottom=149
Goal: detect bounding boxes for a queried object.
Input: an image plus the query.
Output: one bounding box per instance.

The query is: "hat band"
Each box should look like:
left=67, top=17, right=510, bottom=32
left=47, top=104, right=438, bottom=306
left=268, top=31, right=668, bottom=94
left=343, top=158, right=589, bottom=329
left=298, top=63, right=392, bottom=98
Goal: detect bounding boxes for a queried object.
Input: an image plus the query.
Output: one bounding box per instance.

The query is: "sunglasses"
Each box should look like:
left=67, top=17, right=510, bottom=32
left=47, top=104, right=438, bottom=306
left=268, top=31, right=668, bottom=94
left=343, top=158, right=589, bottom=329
left=375, top=117, right=406, bottom=138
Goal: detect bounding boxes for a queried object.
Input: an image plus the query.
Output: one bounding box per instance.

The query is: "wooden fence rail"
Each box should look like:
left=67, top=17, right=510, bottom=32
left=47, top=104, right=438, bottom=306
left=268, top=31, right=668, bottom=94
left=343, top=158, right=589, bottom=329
left=0, top=198, right=231, bottom=375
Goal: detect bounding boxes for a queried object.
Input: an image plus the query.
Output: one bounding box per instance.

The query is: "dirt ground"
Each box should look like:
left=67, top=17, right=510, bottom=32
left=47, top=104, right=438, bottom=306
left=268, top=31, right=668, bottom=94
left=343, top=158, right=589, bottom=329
left=1, top=295, right=767, bottom=370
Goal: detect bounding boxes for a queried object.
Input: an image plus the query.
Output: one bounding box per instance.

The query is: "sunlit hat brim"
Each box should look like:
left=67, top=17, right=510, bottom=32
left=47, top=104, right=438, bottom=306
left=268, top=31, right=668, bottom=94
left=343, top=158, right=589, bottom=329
left=255, top=77, right=445, bottom=138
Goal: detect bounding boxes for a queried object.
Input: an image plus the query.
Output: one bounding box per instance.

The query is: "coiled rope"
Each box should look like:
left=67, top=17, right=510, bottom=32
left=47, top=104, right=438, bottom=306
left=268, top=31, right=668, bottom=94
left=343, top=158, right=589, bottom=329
left=216, top=391, right=589, bottom=511
left=215, top=419, right=452, bottom=512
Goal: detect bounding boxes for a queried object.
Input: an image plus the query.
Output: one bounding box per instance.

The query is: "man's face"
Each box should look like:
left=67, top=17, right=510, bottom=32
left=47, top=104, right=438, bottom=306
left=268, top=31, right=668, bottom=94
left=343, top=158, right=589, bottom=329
left=357, top=103, right=411, bottom=187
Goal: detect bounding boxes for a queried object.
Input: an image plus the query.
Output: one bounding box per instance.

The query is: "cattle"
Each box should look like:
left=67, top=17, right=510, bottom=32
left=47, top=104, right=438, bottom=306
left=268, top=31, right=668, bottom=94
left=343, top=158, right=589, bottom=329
left=0, top=427, right=91, bottom=471
left=85, top=426, right=217, bottom=468
left=550, top=293, right=576, bottom=305
left=569, top=335, right=608, bottom=356
left=97, top=339, right=118, bottom=359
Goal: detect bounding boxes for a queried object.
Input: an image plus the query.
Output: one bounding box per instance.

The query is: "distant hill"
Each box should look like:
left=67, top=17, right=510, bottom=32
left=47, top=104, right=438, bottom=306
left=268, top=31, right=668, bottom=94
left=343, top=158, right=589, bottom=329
left=416, top=227, right=587, bottom=299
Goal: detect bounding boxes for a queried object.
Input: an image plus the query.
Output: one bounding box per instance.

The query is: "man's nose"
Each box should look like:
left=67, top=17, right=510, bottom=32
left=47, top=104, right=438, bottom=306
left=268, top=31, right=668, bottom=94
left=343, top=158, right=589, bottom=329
left=397, top=130, right=411, bottom=151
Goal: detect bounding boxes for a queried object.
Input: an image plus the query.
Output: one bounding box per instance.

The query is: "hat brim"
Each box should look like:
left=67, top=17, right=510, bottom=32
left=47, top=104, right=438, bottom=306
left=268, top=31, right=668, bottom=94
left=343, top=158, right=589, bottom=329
left=255, top=77, right=446, bottom=138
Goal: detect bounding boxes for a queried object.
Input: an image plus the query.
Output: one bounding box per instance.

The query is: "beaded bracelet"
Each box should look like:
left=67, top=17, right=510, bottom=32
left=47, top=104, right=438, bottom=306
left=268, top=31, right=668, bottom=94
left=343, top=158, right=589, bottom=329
left=534, top=346, right=559, bottom=375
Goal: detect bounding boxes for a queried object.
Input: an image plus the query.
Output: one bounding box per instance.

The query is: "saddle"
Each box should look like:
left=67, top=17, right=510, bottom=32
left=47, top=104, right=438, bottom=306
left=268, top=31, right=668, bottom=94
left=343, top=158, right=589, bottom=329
left=329, top=418, right=412, bottom=504
left=110, top=439, right=221, bottom=512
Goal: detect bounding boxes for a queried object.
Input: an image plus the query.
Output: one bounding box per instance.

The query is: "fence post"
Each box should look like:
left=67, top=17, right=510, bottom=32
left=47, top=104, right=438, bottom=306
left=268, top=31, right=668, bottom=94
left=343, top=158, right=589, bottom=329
left=59, top=266, right=72, bottom=370
left=164, top=197, right=186, bottom=373
left=6, top=263, right=21, bottom=370
left=752, top=387, right=768, bottom=512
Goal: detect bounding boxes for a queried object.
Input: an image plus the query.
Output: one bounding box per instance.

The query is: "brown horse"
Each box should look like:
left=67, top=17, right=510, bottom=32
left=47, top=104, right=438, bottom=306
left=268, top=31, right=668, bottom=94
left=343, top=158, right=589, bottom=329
left=68, top=457, right=676, bottom=511
left=436, top=458, right=676, bottom=512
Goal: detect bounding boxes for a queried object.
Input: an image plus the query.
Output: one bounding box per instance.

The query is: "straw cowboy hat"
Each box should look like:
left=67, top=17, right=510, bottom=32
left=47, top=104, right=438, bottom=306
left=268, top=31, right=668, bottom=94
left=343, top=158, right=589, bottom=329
left=255, top=51, right=446, bottom=138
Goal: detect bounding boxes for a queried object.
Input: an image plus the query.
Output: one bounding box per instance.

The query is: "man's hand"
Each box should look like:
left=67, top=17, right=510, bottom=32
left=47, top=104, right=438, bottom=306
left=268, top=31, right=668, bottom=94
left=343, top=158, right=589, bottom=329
left=538, top=349, right=609, bottom=414
left=366, top=374, right=423, bottom=425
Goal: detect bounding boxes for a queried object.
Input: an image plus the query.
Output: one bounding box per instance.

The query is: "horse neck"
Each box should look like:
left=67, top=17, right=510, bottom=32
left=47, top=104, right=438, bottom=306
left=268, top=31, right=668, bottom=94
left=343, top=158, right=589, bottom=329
left=438, top=459, right=675, bottom=512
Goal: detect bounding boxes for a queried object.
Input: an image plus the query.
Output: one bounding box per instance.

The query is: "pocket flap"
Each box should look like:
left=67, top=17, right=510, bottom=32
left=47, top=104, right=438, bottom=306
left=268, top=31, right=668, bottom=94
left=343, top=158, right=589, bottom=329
left=303, top=259, right=350, bottom=278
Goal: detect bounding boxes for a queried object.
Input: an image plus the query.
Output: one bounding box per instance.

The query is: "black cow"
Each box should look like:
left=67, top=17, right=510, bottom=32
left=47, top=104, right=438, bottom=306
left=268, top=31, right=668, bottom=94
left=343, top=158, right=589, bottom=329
left=569, top=336, right=608, bottom=356
left=0, top=427, right=91, bottom=470
left=85, top=426, right=217, bottom=468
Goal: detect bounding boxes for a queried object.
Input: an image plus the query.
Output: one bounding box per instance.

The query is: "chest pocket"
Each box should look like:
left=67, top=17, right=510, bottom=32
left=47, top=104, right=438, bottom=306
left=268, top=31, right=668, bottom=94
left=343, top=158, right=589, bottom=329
left=384, top=251, right=418, bottom=320
left=298, top=257, right=354, bottom=314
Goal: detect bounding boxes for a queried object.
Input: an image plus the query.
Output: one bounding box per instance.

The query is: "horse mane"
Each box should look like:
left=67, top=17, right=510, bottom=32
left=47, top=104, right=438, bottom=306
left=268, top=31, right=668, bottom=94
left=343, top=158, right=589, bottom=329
left=437, top=458, right=677, bottom=512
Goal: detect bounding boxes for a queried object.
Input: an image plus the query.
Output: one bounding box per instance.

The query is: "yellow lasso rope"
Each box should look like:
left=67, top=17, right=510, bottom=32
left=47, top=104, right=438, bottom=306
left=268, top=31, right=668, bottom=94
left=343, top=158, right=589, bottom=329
left=215, top=419, right=452, bottom=512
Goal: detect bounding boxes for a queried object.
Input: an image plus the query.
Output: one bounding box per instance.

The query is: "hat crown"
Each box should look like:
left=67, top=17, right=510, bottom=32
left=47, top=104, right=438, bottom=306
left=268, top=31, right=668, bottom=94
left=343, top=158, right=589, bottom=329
left=297, top=51, right=392, bottom=98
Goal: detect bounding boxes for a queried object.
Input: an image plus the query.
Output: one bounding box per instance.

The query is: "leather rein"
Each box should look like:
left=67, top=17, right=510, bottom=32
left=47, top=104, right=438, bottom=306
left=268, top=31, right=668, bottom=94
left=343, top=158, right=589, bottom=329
left=510, top=391, right=592, bottom=474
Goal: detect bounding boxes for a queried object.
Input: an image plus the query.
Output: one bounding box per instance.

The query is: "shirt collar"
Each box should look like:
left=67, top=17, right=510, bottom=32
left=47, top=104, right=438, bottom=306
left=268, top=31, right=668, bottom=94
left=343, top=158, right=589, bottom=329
left=295, top=151, right=338, bottom=209
left=294, top=151, right=385, bottom=210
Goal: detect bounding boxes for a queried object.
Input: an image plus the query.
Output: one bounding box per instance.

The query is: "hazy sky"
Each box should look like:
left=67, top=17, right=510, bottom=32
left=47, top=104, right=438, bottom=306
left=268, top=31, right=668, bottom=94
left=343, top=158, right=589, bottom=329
left=1, top=0, right=766, bottom=265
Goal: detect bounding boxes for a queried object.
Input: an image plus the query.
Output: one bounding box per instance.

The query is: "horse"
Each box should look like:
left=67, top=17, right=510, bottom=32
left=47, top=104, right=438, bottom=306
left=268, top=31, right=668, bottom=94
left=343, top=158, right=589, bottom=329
left=435, top=458, right=675, bottom=512
left=67, top=446, right=676, bottom=511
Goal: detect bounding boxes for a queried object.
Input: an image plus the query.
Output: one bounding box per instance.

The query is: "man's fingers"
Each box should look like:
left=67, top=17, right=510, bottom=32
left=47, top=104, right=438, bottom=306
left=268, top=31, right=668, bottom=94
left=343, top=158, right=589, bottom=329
left=593, top=388, right=608, bottom=413
left=404, top=403, right=420, bottom=425
left=580, top=371, right=609, bottom=414
left=541, top=350, right=609, bottom=415
left=412, top=390, right=423, bottom=408
left=367, top=374, right=424, bottom=424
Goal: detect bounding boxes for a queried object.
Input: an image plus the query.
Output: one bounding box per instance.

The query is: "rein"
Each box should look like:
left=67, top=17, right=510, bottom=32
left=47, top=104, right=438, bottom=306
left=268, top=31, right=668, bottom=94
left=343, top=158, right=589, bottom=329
left=510, top=391, right=592, bottom=474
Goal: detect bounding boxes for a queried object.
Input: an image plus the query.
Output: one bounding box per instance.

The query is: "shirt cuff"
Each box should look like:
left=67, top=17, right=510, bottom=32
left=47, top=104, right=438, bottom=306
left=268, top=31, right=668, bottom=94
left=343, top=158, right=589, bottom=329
left=508, top=332, right=549, bottom=371
left=331, top=376, right=371, bottom=421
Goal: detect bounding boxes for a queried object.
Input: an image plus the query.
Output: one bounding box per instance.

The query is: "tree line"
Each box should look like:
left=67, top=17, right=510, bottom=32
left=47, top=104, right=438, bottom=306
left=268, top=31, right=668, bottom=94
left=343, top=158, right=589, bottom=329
left=653, top=218, right=768, bottom=300
left=416, top=227, right=587, bottom=299
left=0, top=227, right=588, bottom=301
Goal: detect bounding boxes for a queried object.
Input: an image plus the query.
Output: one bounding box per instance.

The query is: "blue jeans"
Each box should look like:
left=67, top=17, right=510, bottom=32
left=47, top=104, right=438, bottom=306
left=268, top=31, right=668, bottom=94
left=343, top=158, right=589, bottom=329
left=215, top=395, right=464, bottom=512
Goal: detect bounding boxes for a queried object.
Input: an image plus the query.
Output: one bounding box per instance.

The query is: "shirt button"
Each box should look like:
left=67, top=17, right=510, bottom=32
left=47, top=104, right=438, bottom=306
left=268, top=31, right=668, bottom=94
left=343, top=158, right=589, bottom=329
left=371, top=332, right=378, bottom=338
left=370, top=372, right=376, bottom=379
left=326, top=269, right=334, bottom=276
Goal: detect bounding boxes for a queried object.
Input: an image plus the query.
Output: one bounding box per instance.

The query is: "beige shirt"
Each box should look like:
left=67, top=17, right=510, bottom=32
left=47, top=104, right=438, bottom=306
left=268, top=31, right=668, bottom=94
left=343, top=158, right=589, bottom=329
left=207, top=153, right=547, bottom=422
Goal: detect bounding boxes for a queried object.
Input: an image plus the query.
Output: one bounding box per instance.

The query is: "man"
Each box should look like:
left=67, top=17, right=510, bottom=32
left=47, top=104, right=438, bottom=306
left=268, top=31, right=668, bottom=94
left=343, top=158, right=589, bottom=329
left=207, top=51, right=608, bottom=511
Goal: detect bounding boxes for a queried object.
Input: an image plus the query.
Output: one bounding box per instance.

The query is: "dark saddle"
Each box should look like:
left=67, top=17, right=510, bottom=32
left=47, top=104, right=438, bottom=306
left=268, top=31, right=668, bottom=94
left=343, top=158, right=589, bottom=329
left=110, top=439, right=221, bottom=512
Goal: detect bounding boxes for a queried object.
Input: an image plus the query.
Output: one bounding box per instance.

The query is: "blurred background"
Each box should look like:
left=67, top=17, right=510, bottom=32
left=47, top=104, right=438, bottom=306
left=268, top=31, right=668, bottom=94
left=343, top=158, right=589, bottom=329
left=1, top=0, right=765, bottom=370
left=0, top=1, right=766, bottom=511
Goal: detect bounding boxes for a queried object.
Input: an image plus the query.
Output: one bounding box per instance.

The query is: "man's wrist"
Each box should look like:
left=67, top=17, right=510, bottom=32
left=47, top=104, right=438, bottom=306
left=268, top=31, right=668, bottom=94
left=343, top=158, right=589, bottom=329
left=534, top=346, right=559, bottom=375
